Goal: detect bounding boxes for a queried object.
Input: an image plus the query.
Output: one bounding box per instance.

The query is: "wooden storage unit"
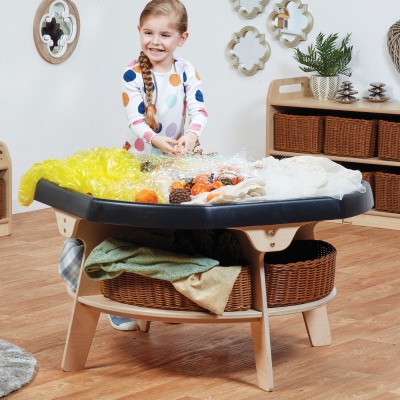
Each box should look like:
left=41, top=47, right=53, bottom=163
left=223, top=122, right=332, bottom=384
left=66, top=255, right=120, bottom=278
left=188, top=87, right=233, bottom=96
left=267, top=77, right=400, bottom=230
left=0, top=142, right=12, bottom=236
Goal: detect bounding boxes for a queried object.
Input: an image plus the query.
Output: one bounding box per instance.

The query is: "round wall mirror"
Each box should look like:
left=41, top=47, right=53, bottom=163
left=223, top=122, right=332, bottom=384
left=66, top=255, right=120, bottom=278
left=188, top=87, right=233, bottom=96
left=33, top=0, right=80, bottom=64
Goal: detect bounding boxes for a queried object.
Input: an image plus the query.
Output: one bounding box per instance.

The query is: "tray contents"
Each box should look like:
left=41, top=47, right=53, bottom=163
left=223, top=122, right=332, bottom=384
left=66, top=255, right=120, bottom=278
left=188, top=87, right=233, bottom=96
left=19, top=147, right=366, bottom=207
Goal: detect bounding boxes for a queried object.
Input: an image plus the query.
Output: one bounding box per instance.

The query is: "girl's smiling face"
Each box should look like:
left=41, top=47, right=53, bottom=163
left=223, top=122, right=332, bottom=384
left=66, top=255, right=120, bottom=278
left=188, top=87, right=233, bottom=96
left=138, top=15, right=188, bottom=73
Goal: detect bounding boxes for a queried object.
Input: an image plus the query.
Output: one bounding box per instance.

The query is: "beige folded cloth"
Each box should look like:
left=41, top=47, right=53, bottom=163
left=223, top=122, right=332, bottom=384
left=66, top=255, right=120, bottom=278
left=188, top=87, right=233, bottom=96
left=185, top=178, right=267, bottom=205
left=172, top=266, right=242, bottom=315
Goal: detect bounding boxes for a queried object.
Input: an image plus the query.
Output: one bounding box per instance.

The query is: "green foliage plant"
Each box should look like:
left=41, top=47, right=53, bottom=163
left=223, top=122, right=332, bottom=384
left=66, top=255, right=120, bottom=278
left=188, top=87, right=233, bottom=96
left=293, top=32, right=353, bottom=77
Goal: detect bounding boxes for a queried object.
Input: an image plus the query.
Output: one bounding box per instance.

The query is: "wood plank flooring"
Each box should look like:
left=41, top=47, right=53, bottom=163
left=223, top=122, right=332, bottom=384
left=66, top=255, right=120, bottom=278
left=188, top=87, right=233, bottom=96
left=1, top=209, right=400, bottom=399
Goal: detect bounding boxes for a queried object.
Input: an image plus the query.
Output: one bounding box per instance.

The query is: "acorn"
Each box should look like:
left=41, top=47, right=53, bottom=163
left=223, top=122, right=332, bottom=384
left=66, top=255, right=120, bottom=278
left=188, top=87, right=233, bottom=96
left=169, top=188, right=191, bottom=204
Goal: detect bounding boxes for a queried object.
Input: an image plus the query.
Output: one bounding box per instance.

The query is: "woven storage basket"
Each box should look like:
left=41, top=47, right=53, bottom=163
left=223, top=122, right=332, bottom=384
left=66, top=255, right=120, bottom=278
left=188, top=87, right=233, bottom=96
left=361, top=171, right=375, bottom=201
left=0, top=179, right=5, bottom=219
left=374, top=172, right=400, bottom=213
left=274, top=113, right=324, bottom=153
left=101, top=266, right=252, bottom=313
left=264, top=240, right=336, bottom=308
left=324, top=116, right=377, bottom=158
left=378, top=120, right=400, bottom=161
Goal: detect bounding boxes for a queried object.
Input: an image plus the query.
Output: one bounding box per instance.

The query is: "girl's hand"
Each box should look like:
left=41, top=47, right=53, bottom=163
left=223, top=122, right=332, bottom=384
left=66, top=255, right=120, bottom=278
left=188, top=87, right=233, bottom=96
left=176, top=132, right=199, bottom=154
left=150, top=135, right=179, bottom=156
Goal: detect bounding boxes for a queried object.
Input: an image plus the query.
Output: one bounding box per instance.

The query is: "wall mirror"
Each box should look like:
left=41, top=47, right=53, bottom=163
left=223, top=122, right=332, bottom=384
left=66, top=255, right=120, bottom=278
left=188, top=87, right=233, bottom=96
left=33, top=0, right=80, bottom=64
left=268, top=0, right=313, bottom=48
left=230, top=0, right=270, bottom=19
left=227, top=26, right=271, bottom=76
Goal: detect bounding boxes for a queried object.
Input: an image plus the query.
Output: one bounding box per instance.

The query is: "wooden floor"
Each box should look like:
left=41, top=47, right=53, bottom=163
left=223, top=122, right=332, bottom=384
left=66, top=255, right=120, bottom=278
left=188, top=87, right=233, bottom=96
left=1, top=209, right=400, bottom=399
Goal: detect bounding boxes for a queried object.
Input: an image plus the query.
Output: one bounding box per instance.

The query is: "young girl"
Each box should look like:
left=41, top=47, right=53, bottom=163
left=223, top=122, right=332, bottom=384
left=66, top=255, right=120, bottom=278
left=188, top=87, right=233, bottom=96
left=59, top=0, right=208, bottom=331
left=122, top=0, right=208, bottom=155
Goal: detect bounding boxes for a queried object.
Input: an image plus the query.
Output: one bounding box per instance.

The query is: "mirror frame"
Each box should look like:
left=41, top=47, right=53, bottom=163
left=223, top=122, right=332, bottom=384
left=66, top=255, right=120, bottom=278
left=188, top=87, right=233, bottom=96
left=268, top=0, right=313, bottom=48
left=227, top=26, right=271, bottom=76
left=33, top=0, right=80, bottom=64
left=230, top=0, right=270, bottom=19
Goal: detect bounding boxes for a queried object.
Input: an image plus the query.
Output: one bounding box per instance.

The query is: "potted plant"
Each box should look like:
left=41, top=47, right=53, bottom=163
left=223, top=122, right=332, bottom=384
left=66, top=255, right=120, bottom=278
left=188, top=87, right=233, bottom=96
left=293, top=32, right=353, bottom=100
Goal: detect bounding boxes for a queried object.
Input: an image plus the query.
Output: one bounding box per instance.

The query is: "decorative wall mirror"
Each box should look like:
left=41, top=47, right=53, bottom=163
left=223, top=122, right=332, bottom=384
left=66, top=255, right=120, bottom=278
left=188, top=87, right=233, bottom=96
left=33, top=0, right=80, bottom=64
left=227, top=26, right=271, bottom=76
left=230, top=0, right=270, bottom=19
left=268, top=0, right=313, bottom=48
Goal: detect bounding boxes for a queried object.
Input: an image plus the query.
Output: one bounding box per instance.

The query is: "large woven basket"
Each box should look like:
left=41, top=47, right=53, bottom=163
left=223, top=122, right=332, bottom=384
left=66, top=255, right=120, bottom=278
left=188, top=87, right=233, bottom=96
left=362, top=171, right=376, bottom=201
left=374, top=172, right=400, bottom=213
left=264, top=240, right=336, bottom=308
left=324, top=116, right=377, bottom=158
left=101, top=266, right=252, bottom=313
left=0, top=179, right=5, bottom=219
left=378, top=120, right=400, bottom=161
left=274, top=113, right=324, bottom=153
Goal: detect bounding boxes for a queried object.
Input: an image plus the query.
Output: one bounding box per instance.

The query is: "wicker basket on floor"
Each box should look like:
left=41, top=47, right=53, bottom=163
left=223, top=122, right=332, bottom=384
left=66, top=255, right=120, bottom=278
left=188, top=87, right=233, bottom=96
left=101, top=266, right=252, bottom=313
left=378, top=120, right=400, bottom=161
left=264, top=240, right=336, bottom=308
left=374, top=172, right=400, bottom=213
left=324, top=116, right=377, bottom=158
left=274, top=113, right=324, bottom=153
left=0, top=179, right=5, bottom=219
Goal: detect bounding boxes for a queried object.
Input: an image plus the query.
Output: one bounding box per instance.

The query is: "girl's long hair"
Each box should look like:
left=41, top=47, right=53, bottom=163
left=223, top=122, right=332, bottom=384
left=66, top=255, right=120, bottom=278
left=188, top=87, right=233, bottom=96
left=139, top=0, right=188, bottom=132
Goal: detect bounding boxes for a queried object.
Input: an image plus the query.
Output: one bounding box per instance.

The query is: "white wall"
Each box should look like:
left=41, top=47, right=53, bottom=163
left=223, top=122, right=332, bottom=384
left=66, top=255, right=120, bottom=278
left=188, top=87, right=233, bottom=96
left=2, top=0, right=400, bottom=214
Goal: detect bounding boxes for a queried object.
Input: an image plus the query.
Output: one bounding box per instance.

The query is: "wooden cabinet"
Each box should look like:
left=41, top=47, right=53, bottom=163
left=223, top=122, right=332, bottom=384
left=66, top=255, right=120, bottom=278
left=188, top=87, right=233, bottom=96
left=0, top=142, right=12, bottom=236
left=267, top=77, right=400, bottom=230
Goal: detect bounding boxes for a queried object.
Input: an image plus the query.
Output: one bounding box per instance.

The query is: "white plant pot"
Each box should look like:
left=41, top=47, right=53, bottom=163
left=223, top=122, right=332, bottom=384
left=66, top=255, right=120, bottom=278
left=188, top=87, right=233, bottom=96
left=309, top=75, right=339, bottom=100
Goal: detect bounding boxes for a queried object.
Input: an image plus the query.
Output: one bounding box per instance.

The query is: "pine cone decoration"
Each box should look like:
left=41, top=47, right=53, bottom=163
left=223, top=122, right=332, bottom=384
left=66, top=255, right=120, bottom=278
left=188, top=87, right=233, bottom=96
left=169, top=189, right=191, bottom=204
left=218, top=177, right=233, bottom=186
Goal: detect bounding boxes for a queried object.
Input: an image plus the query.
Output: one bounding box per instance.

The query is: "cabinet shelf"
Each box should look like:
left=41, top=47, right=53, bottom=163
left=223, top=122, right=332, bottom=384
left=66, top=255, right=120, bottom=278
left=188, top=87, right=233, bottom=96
left=267, top=77, right=400, bottom=230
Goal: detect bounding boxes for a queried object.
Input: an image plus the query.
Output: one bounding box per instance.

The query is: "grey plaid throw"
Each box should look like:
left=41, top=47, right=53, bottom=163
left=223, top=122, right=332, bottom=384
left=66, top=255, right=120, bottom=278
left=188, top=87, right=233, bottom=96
left=58, top=238, right=84, bottom=291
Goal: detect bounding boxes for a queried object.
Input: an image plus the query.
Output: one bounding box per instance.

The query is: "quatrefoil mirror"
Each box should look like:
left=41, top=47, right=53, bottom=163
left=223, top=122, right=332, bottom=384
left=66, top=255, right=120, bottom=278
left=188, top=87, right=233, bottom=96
left=33, top=0, right=80, bottom=64
left=268, top=0, right=313, bottom=48
left=230, top=0, right=270, bottom=19
left=227, top=26, right=271, bottom=76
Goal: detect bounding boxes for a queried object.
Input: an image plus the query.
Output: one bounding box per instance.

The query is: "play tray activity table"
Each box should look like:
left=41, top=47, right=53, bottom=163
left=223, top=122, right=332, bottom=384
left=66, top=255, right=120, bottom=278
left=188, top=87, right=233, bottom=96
left=34, top=179, right=373, bottom=392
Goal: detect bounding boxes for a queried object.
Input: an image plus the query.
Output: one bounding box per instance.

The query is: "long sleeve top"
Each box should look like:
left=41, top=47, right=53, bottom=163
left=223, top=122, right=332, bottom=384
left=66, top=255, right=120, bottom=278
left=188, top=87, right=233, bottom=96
left=122, top=56, right=208, bottom=155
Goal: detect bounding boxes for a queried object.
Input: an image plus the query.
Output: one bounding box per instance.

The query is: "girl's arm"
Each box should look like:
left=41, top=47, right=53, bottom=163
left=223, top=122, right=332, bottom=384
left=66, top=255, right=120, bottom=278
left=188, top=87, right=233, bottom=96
left=177, top=63, right=208, bottom=152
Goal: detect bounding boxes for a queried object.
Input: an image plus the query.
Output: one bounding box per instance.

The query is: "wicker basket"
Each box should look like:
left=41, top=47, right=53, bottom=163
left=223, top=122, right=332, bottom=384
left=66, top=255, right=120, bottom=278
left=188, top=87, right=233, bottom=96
left=274, top=113, right=324, bottom=153
left=101, top=266, right=252, bottom=313
left=378, top=120, right=400, bottom=161
left=324, top=116, right=377, bottom=158
left=264, top=240, right=336, bottom=308
left=361, top=171, right=375, bottom=201
left=0, top=179, right=5, bottom=219
left=374, top=172, right=400, bottom=213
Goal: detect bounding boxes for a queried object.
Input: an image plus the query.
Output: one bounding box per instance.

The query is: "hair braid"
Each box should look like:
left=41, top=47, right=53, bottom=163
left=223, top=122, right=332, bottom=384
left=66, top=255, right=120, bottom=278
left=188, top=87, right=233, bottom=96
left=139, top=51, right=158, bottom=132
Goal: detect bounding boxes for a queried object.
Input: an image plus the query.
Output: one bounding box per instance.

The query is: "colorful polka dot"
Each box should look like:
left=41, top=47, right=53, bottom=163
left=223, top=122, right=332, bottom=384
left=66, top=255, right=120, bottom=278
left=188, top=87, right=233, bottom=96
left=199, top=108, right=208, bottom=117
left=155, top=123, right=163, bottom=133
left=188, top=123, right=201, bottom=132
left=122, top=92, right=129, bottom=107
left=133, top=65, right=142, bottom=74
left=166, top=123, right=177, bottom=137
left=195, top=90, right=204, bottom=102
left=123, top=69, right=136, bottom=82
left=143, top=131, right=154, bottom=143
left=132, top=119, right=145, bottom=126
left=169, top=74, right=181, bottom=87
left=183, top=71, right=187, bottom=83
left=195, top=70, right=201, bottom=80
left=166, top=94, right=177, bottom=108
left=134, top=138, right=145, bottom=152
left=138, top=101, right=145, bottom=114
left=128, top=60, right=137, bottom=67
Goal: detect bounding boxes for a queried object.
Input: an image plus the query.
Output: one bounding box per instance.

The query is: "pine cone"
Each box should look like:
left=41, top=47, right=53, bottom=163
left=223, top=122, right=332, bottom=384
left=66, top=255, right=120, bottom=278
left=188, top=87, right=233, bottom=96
left=218, top=177, right=233, bottom=186
left=169, top=188, right=191, bottom=204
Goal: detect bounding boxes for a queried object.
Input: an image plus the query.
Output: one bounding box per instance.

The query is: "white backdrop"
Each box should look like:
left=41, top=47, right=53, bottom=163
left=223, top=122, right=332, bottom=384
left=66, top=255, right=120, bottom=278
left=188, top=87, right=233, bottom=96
left=2, top=0, right=400, bottom=213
